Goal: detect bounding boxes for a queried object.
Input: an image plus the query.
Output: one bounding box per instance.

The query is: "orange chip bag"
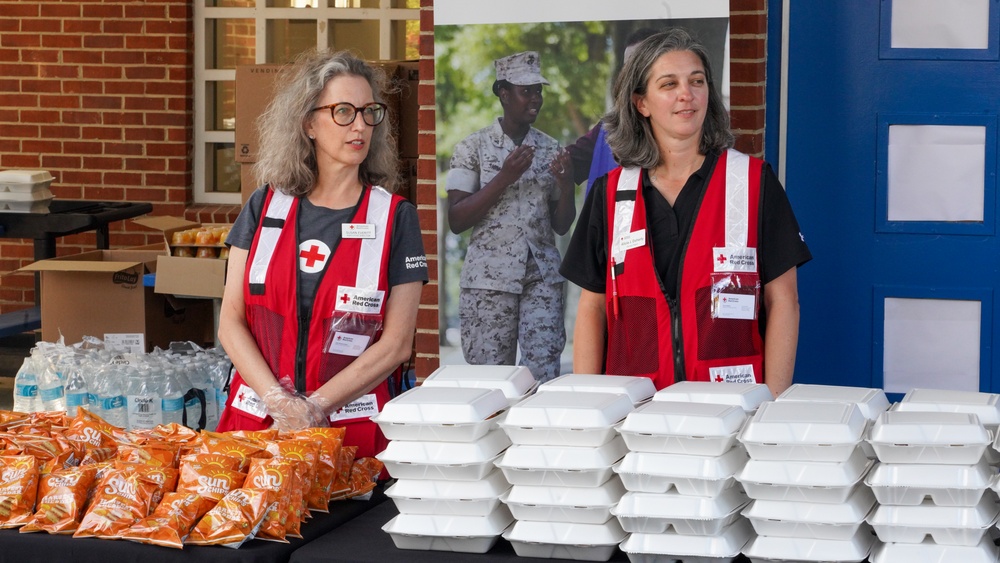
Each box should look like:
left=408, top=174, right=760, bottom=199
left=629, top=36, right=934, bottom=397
left=345, top=457, right=384, bottom=499
left=131, top=423, right=199, bottom=444
left=116, top=462, right=179, bottom=510
left=244, top=458, right=296, bottom=542
left=0, top=455, right=39, bottom=529
left=228, top=429, right=279, bottom=443
left=289, top=427, right=345, bottom=512
left=64, top=412, right=118, bottom=450
left=80, top=446, right=118, bottom=466
left=20, top=465, right=97, bottom=534
left=117, top=441, right=180, bottom=468
left=329, top=445, right=357, bottom=501
left=73, top=469, right=159, bottom=539
left=178, top=453, right=243, bottom=472
left=119, top=491, right=210, bottom=549
left=0, top=411, right=30, bottom=431
left=176, top=462, right=246, bottom=503
left=186, top=488, right=272, bottom=548
left=200, top=438, right=269, bottom=472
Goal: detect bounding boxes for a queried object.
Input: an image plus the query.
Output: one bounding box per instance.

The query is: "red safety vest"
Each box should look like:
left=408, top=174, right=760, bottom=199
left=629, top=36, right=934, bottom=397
left=604, top=150, right=764, bottom=389
left=217, top=185, right=402, bottom=459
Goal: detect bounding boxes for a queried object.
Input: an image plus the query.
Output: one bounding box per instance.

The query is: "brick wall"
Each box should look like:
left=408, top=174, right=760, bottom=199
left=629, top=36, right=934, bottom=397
left=0, top=0, right=195, bottom=311
left=413, top=0, right=771, bottom=375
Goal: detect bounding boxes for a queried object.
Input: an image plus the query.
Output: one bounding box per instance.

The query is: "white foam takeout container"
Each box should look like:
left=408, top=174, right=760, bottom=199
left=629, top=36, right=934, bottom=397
left=737, top=445, right=873, bottom=504
left=384, top=469, right=510, bottom=516
left=777, top=384, right=890, bottom=421
left=741, top=484, right=876, bottom=541
left=536, top=373, right=656, bottom=406
left=612, top=446, right=748, bottom=496
left=652, top=381, right=773, bottom=412
left=499, top=476, right=626, bottom=524
left=865, top=459, right=993, bottom=506
left=499, top=391, right=634, bottom=447
left=381, top=505, right=513, bottom=554
left=372, top=386, right=508, bottom=442
left=870, top=536, right=1000, bottom=563
left=377, top=428, right=511, bottom=481
left=867, top=494, right=1000, bottom=546
left=738, top=401, right=867, bottom=462
left=867, top=410, right=992, bottom=465
left=619, top=519, right=754, bottom=563
left=0, top=170, right=55, bottom=193
left=502, top=518, right=626, bottom=562
left=895, top=388, right=1000, bottom=427
left=611, top=487, right=750, bottom=535
left=742, top=525, right=876, bottom=563
left=495, top=435, right=628, bottom=487
left=617, top=401, right=747, bottom=456
left=420, top=364, right=538, bottom=404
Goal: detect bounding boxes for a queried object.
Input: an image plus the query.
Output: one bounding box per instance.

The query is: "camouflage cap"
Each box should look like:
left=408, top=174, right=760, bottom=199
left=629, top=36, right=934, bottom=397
left=494, top=51, right=549, bottom=86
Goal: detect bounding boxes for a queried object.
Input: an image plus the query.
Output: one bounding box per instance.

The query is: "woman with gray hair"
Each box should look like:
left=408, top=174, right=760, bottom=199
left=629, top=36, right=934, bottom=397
left=561, top=29, right=810, bottom=397
left=216, top=50, right=427, bottom=459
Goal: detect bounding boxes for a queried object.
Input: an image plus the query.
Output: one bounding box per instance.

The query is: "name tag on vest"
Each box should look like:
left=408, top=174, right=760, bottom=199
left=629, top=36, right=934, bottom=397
left=329, top=393, right=379, bottom=422
left=335, top=286, right=385, bottom=314
left=327, top=332, right=372, bottom=357
left=709, top=364, right=756, bottom=384
left=230, top=383, right=268, bottom=421
left=617, top=229, right=646, bottom=253
left=713, top=247, right=757, bottom=273
left=342, top=223, right=375, bottom=239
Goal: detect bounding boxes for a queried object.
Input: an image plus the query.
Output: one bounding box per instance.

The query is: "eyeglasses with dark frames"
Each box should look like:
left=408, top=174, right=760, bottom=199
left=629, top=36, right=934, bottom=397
left=311, top=102, right=387, bottom=126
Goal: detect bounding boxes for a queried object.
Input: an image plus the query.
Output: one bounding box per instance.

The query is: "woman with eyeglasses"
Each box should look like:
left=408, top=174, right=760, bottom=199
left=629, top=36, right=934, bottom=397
left=216, top=50, right=427, bottom=457
left=445, top=51, right=576, bottom=384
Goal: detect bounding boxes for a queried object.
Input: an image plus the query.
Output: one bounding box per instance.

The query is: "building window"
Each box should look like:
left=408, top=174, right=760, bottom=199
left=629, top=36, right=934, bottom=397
left=193, top=0, right=420, bottom=203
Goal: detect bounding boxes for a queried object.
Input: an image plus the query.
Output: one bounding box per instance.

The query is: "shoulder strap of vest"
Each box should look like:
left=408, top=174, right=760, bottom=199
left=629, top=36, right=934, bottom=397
left=355, top=185, right=393, bottom=290
left=724, top=148, right=751, bottom=248
left=248, top=188, right=294, bottom=295
left=610, top=167, right=642, bottom=265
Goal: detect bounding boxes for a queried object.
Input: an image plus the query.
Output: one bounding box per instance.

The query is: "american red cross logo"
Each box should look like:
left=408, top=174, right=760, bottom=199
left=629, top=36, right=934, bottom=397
left=299, top=244, right=327, bottom=268
left=715, top=375, right=724, bottom=382
left=716, top=253, right=727, bottom=265
left=340, top=293, right=350, bottom=304
left=349, top=224, right=355, bottom=229
left=238, top=392, right=245, bottom=402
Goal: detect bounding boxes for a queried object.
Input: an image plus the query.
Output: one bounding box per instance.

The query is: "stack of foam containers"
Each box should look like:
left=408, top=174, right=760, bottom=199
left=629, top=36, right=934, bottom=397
left=616, top=383, right=762, bottom=563
left=866, top=389, right=1000, bottom=563
left=375, top=385, right=515, bottom=553
left=418, top=364, right=539, bottom=407
left=0, top=170, right=55, bottom=212
left=738, top=399, right=878, bottom=563
left=497, top=374, right=654, bottom=561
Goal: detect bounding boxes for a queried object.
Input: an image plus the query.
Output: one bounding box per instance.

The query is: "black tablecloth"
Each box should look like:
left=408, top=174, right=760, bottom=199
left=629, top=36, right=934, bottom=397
left=0, top=489, right=386, bottom=563
left=289, top=500, right=635, bottom=563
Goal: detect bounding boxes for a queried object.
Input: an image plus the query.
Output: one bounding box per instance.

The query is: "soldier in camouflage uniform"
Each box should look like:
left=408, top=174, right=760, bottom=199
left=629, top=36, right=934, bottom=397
left=446, top=51, right=577, bottom=382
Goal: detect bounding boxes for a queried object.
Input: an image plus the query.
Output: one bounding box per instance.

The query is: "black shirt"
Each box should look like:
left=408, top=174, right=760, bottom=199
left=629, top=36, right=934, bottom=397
left=560, top=151, right=812, bottom=300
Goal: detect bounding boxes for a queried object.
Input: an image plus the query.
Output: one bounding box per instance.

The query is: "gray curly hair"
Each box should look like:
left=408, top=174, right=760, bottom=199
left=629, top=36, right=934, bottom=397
left=252, top=49, right=399, bottom=196
left=604, top=28, right=733, bottom=169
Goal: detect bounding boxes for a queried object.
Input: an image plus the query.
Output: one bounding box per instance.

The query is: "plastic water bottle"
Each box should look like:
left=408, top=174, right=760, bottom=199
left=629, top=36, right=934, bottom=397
left=125, top=366, right=161, bottom=430
left=94, top=363, right=128, bottom=429
left=63, top=358, right=89, bottom=418
left=161, top=368, right=186, bottom=426
left=37, top=356, right=66, bottom=413
left=12, top=356, right=40, bottom=413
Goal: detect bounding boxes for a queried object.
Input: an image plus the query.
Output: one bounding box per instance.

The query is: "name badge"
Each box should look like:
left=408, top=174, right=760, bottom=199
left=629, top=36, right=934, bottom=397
left=327, top=332, right=372, bottom=357
left=713, top=246, right=757, bottom=273
left=617, top=229, right=646, bottom=252
left=329, top=393, right=379, bottom=422
left=709, top=364, right=756, bottom=384
left=335, top=285, right=385, bottom=314
left=342, top=223, right=375, bottom=239
left=716, top=293, right=756, bottom=320
left=230, top=383, right=268, bottom=422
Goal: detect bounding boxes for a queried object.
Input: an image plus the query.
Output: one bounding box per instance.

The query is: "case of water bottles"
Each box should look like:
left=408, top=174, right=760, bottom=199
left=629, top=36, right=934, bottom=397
left=11, top=337, right=232, bottom=432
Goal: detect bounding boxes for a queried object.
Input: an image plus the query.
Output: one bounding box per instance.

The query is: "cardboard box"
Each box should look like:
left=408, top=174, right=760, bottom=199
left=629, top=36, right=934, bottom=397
left=133, top=216, right=230, bottom=300
left=18, top=250, right=215, bottom=352
left=235, top=60, right=420, bottom=201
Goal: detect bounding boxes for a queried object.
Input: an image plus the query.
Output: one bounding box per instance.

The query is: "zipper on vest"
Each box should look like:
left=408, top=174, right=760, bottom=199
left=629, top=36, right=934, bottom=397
left=666, top=295, right=686, bottom=381
left=295, top=321, right=308, bottom=393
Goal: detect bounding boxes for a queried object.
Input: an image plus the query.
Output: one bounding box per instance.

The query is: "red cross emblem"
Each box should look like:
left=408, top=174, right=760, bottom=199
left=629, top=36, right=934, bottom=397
left=340, top=293, right=350, bottom=304
left=715, top=375, right=724, bottom=382
left=299, top=244, right=327, bottom=268
left=716, top=253, right=727, bottom=265
left=238, top=391, right=245, bottom=401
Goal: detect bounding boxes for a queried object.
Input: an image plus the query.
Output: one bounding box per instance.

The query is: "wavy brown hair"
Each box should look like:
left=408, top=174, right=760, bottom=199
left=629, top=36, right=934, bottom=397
left=252, top=49, right=399, bottom=196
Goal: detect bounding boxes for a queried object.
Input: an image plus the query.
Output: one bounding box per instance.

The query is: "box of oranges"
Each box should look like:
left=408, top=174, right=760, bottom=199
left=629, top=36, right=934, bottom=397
left=133, top=217, right=233, bottom=299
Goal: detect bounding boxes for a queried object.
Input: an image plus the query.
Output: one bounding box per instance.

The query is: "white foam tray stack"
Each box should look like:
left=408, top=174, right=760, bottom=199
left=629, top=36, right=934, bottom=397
left=735, top=396, right=879, bottom=562
left=496, top=380, right=639, bottom=561
left=375, top=385, right=515, bottom=554
left=0, top=169, right=55, bottom=212
left=612, top=398, right=754, bottom=563
left=862, top=406, right=1000, bottom=559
